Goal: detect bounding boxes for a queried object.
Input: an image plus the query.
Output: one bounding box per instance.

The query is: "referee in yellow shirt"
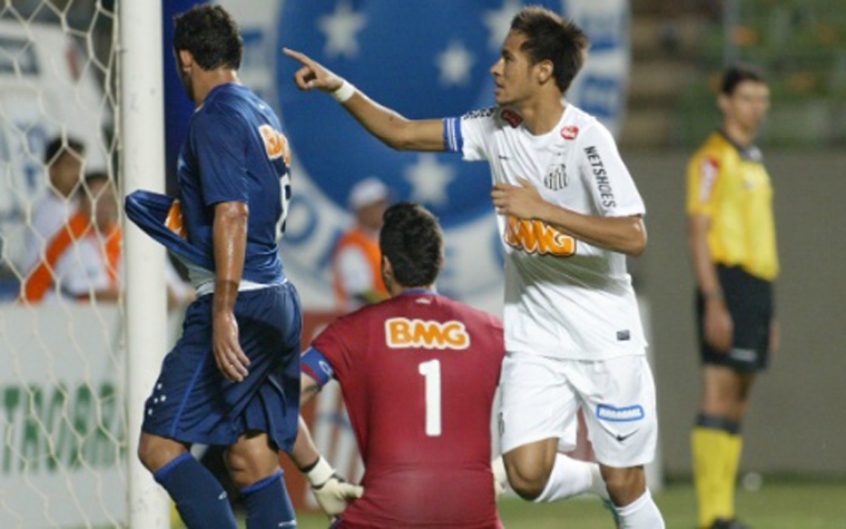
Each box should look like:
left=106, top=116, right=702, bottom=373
left=686, top=64, right=779, bottom=529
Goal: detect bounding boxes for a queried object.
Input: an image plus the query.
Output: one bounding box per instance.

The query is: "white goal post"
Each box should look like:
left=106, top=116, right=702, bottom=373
left=119, top=0, right=170, bottom=527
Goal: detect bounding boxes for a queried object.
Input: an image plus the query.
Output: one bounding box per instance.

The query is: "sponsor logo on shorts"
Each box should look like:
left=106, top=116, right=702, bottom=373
left=616, top=330, right=631, bottom=341
left=614, top=429, right=639, bottom=443
left=729, top=347, right=757, bottom=362
left=385, top=318, right=470, bottom=350
left=596, top=404, right=645, bottom=423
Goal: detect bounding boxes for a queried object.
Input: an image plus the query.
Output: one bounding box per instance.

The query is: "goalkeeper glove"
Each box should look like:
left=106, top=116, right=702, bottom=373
left=492, top=456, right=508, bottom=499
left=304, top=456, right=364, bottom=517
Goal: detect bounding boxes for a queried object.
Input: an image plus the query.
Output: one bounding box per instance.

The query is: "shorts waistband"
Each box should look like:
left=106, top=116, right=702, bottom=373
left=196, top=278, right=287, bottom=298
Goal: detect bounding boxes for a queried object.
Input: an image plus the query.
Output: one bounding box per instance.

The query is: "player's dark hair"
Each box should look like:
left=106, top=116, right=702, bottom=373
left=44, top=136, right=84, bottom=165
left=380, top=203, right=444, bottom=289
left=721, top=63, right=767, bottom=95
left=510, top=6, right=589, bottom=93
left=173, top=5, right=243, bottom=71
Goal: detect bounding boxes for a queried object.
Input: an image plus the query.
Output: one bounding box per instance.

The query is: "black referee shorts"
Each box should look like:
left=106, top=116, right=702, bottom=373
left=696, top=265, right=773, bottom=372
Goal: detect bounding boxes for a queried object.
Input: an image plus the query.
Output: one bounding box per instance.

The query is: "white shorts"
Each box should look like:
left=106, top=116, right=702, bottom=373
left=498, top=351, right=658, bottom=468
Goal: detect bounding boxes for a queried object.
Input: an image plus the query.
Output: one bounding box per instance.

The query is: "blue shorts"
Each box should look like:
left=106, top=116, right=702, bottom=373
left=142, top=282, right=302, bottom=451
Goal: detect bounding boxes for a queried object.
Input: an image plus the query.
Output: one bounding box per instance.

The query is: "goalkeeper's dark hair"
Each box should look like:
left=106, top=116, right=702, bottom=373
left=174, top=5, right=243, bottom=71
left=510, top=6, right=589, bottom=93
left=380, top=203, right=444, bottom=288
left=721, top=63, right=767, bottom=95
left=44, top=135, right=84, bottom=166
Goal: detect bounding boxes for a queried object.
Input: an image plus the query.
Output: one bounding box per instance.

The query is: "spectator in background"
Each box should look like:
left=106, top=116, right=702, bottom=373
left=22, top=172, right=119, bottom=303
left=332, top=177, right=390, bottom=311
left=21, top=172, right=194, bottom=307
left=687, top=64, right=778, bottom=529
left=22, top=136, right=85, bottom=273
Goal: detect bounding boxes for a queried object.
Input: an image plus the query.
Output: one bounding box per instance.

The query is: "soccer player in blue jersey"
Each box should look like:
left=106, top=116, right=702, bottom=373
left=135, top=6, right=301, bottom=528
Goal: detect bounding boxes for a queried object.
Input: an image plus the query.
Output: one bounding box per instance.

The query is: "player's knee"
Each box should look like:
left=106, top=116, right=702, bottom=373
left=503, top=455, right=551, bottom=501
left=224, top=439, right=278, bottom=489
left=137, top=434, right=187, bottom=474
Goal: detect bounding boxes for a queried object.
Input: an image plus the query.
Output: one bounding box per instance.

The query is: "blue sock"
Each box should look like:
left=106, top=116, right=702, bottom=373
left=241, top=470, right=297, bottom=529
left=153, top=452, right=238, bottom=529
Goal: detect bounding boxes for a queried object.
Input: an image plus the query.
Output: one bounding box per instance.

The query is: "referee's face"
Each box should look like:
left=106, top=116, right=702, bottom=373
left=723, top=80, right=770, bottom=135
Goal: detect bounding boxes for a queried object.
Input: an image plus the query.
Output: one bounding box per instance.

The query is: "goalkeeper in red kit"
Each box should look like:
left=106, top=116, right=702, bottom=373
left=290, top=203, right=506, bottom=528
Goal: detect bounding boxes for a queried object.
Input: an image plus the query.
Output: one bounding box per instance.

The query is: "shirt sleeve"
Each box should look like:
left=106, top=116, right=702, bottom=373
left=307, top=316, right=355, bottom=385
left=686, top=152, right=722, bottom=216
left=443, top=107, right=498, bottom=162
left=578, top=123, right=645, bottom=218
left=301, top=347, right=336, bottom=389
left=192, top=111, right=249, bottom=206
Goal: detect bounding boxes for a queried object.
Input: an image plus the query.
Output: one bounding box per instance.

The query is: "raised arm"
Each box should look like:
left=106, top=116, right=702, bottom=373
left=284, top=48, right=445, bottom=152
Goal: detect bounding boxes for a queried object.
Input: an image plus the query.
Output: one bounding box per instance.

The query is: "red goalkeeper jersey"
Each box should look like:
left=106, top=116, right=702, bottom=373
left=302, top=290, right=505, bottom=528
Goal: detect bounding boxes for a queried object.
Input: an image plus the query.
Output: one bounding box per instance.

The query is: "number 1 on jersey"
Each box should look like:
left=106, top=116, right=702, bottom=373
left=418, top=359, right=442, bottom=437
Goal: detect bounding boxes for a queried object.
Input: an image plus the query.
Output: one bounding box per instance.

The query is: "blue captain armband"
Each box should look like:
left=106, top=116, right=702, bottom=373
left=443, top=117, right=463, bottom=153
left=301, top=347, right=335, bottom=388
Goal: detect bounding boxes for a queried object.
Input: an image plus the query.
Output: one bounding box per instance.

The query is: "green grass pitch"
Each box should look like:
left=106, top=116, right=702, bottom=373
left=174, top=478, right=846, bottom=528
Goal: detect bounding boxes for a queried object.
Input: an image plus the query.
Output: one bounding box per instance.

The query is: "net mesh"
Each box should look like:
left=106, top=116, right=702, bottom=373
left=0, top=1, right=126, bottom=527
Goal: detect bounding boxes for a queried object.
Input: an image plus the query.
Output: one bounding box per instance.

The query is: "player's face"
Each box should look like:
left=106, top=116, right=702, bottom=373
left=721, top=80, right=770, bottom=135
left=491, top=31, right=536, bottom=107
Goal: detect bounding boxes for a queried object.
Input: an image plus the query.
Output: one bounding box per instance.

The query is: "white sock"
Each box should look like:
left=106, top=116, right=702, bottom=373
left=616, top=489, right=665, bottom=529
left=534, top=454, right=602, bottom=503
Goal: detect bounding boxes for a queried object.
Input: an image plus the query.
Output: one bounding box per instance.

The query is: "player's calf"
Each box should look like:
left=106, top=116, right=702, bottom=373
left=226, top=432, right=297, bottom=529
left=600, top=464, right=646, bottom=506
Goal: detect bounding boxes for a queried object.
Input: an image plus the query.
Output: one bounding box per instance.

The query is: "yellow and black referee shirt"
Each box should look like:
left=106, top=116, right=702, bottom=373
left=686, top=131, right=779, bottom=281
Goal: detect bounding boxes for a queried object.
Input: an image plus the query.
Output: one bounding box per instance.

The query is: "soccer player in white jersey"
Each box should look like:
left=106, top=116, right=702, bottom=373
left=285, top=6, right=664, bottom=527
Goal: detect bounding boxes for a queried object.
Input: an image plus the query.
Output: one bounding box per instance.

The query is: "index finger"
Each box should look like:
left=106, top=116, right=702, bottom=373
left=283, top=47, right=312, bottom=66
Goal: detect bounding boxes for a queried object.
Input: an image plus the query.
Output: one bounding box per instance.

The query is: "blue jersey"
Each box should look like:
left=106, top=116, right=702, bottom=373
left=178, top=83, right=291, bottom=285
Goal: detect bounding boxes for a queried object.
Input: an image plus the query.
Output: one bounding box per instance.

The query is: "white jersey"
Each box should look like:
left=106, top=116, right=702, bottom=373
left=22, top=192, right=77, bottom=273
left=445, top=104, right=647, bottom=359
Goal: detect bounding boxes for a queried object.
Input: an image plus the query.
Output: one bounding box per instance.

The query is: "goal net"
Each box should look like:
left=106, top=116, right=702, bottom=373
left=0, top=1, right=126, bottom=527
